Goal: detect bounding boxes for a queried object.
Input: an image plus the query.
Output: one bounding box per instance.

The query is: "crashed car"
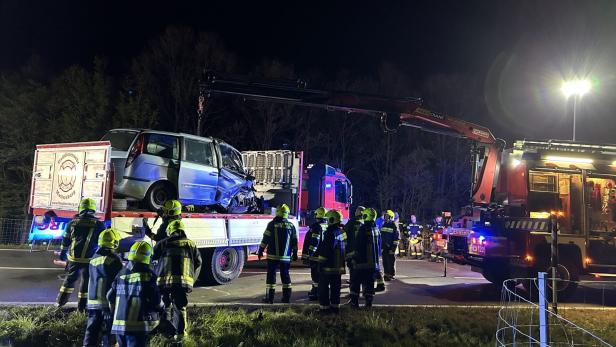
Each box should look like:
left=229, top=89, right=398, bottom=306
left=102, top=129, right=257, bottom=213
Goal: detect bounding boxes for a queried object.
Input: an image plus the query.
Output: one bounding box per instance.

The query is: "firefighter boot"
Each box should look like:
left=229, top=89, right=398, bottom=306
left=77, top=297, right=88, bottom=312
left=56, top=292, right=71, bottom=308
left=349, top=294, right=359, bottom=308
left=281, top=288, right=292, bottom=303
left=262, top=289, right=275, bottom=304
left=308, top=286, right=318, bottom=301
left=365, top=296, right=374, bottom=308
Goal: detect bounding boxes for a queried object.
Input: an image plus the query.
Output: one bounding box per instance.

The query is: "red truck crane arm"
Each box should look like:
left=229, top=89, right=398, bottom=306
left=199, top=72, right=503, bottom=205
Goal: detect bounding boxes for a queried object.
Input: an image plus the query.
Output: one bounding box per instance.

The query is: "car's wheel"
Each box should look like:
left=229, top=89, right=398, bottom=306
left=199, top=247, right=245, bottom=285
left=145, top=182, right=175, bottom=212
left=524, top=262, right=579, bottom=301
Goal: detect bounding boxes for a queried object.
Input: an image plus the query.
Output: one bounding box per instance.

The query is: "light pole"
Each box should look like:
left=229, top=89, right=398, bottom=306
left=561, top=79, right=591, bottom=141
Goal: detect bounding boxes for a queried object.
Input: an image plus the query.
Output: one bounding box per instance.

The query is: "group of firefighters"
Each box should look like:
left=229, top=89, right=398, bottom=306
left=55, top=198, right=200, bottom=347
left=55, top=197, right=448, bottom=346
left=258, top=204, right=449, bottom=314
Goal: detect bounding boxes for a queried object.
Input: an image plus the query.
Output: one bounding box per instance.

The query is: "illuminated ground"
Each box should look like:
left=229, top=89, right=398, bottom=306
left=0, top=248, right=613, bottom=306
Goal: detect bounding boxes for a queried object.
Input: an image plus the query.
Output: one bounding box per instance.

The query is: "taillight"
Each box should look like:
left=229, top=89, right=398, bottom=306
left=125, top=134, right=144, bottom=168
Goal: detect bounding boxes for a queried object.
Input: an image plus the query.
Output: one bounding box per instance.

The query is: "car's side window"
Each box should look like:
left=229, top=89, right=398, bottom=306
left=184, top=138, right=216, bottom=167
left=143, top=134, right=179, bottom=160
left=220, top=144, right=244, bottom=173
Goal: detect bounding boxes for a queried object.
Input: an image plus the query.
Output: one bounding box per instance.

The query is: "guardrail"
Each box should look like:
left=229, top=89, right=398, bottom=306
left=0, top=218, right=31, bottom=245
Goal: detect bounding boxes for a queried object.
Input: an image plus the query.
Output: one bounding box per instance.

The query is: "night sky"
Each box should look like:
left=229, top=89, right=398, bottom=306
left=2, top=0, right=616, bottom=144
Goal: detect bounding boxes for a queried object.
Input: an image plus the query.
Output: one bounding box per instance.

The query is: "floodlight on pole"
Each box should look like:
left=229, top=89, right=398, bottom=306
left=561, top=79, right=591, bottom=141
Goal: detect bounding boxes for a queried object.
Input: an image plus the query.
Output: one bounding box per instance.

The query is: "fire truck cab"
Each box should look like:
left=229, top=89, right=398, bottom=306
left=468, top=140, right=616, bottom=293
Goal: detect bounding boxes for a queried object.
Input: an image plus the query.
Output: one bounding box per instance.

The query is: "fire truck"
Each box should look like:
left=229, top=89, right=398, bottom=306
left=29, top=143, right=351, bottom=284
left=466, top=139, right=616, bottom=295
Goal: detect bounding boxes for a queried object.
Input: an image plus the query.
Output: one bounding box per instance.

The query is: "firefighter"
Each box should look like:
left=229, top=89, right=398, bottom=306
left=430, top=214, right=446, bottom=262
left=152, top=219, right=202, bottom=339
left=142, top=199, right=182, bottom=242
left=344, top=206, right=365, bottom=290
left=349, top=208, right=381, bottom=308
left=108, top=241, right=163, bottom=347
left=315, top=209, right=346, bottom=314
left=397, top=213, right=409, bottom=258
left=380, top=210, right=399, bottom=281
left=258, top=204, right=298, bottom=304
left=57, top=197, right=106, bottom=311
left=83, top=228, right=123, bottom=347
left=301, top=207, right=327, bottom=301
left=407, top=214, right=423, bottom=259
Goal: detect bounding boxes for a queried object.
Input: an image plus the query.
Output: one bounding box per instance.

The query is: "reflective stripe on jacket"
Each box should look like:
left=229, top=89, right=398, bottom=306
left=315, top=223, right=347, bottom=274
left=344, top=217, right=363, bottom=260
left=152, top=230, right=202, bottom=291
left=107, top=263, right=162, bottom=334
left=87, top=248, right=123, bottom=310
left=352, top=221, right=382, bottom=271
left=380, top=221, right=400, bottom=250
left=301, top=220, right=325, bottom=262
left=259, top=217, right=298, bottom=262
left=62, top=212, right=106, bottom=263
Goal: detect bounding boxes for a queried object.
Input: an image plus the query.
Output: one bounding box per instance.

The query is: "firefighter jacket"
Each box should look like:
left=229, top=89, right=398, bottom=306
left=407, top=223, right=423, bottom=237
left=344, top=217, right=363, bottom=260
left=380, top=221, right=400, bottom=251
left=144, top=215, right=181, bottom=242
left=62, top=212, right=106, bottom=263
left=352, top=221, right=381, bottom=272
left=87, top=247, right=123, bottom=310
left=259, top=216, right=298, bottom=262
left=315, top=223, right=347, bottom=274
left=107, top=262, right=162, bottom=334
left=152, top=230, right=202, bottom=291
left=301, top=219, right=326, bottom=262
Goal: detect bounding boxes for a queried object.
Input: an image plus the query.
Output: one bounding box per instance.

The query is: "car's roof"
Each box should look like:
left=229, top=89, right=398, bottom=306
left=107, top=128, right=231, bottom=146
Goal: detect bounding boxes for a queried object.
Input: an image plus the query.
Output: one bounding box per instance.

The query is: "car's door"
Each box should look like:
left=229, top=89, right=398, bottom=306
left=178, top=137, right=219, bottom=205
left=216, top=143, right=247, bottom=207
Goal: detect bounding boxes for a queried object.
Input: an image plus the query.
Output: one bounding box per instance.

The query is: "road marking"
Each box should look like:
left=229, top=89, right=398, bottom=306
left=453, top=276, right=486, bottom=280
left=0, top=266, right=63, bottom=271
left=243, top=271, right=312, bottom=275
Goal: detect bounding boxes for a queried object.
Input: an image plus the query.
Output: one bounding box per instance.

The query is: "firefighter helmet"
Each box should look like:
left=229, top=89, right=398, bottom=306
left=276, top=204, right=290, bottom=218
left=79, top=198, right=97, bottom=213
left=362, top=208, right=377, bottom=222
left=166, top=219, right=186, bottom=236
left=314, top=207, right=327, bottom=219
left=163, top=199, right=182, bottom=216
left=128, top=241, right=153, bottom=265
left=325, top=209, right=343, bottom=225
left=354, top=206, right=366, bottom=218
left=98, top=228, right=121, bottom=249
left=385, top=210, right=395, bottom=218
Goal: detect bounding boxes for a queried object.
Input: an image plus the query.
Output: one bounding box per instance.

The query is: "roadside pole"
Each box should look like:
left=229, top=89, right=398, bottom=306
left=443, top=256, right=447, bottom=277
left=538, top=272, right=549, bottom=347
left=550, top=213, right=558, bottom=314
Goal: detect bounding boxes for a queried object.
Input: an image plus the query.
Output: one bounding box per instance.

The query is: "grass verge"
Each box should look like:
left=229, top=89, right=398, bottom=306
left=0, top=305, right=615, bottom=347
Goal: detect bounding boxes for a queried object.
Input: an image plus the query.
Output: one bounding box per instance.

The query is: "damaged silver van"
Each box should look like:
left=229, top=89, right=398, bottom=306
left=102, top=129, right=256, bottom=213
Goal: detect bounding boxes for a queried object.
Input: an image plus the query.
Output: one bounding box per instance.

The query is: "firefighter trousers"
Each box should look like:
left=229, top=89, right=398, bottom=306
left=318, top=273, right=342, bottom=310
left=349, top=269, right=375, bottom=299
left=309, top=261, right=319, bottom=295
left=57, top=261, right=89, bottom=308
left=161, top=288, right=189, bottom=337
left=83, top=309, right=114, bottom=347
left=266, top=260, right=292, bottom=289
left=382, top=248, right=396, bottom=277
left=117, top=333, right=147, bottom=347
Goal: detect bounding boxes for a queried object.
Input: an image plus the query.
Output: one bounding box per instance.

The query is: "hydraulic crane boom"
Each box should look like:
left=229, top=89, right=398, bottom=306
left=199, top=71, right=504, bottom=205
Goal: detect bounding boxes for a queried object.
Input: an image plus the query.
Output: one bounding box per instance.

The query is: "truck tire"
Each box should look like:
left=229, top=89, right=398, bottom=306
left=112, top=198, right=128, bottom=211
left=482, top=269, right=509, bottom=287
left=145, top=182, right=175, bottom=212
left=199, top=247, right=245, bottom=285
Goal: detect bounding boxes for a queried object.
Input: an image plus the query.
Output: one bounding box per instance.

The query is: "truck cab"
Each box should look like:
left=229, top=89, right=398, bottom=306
left=468, top=140, right=616, bottom=294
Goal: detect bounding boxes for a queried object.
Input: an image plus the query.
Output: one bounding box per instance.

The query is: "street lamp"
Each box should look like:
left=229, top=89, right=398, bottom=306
left=561, top=79, right=591, bottom=141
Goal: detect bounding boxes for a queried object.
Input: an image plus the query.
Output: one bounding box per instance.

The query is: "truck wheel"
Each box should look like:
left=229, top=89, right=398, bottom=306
left=199, top=247, right=245, bottom=285
left=482, top=270, right=509, bottom=287
left=524, top=262, right=580, bottom=301
left=112, top=198, right=128, bottom=211
left=145, top=182, right=175, bottom=212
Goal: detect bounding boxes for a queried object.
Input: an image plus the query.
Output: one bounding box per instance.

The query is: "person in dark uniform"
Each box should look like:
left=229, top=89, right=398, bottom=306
left=301, top=207, right=327, bottom=301
left=349, top=208, right=381, bottom=308
left=315, top=209, right=347, bottom=314
left=380, top=210, right=400, bottom=280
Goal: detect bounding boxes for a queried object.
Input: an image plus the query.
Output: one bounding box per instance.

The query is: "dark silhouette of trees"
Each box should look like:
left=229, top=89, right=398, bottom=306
left=0, top=26, right=482, bottom=221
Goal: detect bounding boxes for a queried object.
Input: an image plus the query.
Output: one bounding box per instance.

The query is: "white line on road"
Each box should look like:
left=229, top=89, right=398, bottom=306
left=0, top=266, right=63, bottom=271
left=243, top=271, right=312, bottom=275
left=453, top=276, right=486, bottom=280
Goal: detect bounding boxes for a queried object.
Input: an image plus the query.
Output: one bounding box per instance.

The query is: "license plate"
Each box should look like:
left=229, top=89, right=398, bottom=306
left=469, top=245, right=486, bottom=255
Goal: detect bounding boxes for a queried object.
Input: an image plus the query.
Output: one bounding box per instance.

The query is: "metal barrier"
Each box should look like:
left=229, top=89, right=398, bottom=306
left=496, top=276, right=614, bottom=346
left=0, top=218, right=31, bottom=245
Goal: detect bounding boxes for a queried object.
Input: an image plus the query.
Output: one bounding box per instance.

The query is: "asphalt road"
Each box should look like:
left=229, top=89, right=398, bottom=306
left=0, top=249, right=614, bottom=307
